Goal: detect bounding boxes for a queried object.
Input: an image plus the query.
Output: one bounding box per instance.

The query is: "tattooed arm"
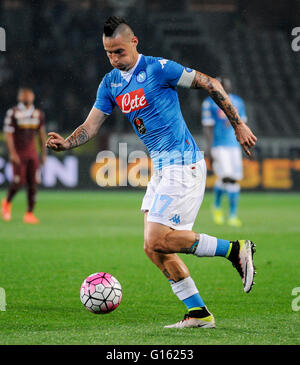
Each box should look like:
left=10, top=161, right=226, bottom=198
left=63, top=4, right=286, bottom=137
left=191, top=71, right=257, bottom=156
left=46, top=107, right=107, bottom=151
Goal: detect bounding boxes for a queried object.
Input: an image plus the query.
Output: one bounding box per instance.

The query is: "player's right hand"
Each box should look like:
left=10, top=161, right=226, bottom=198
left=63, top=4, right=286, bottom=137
left=46, top=132, right=69, bottom=151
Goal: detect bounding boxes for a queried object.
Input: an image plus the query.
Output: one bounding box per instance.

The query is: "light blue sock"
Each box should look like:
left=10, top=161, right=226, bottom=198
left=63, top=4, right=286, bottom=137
left=189, top=234, right=231, bottom=257
left=183, top=293, right=205, bottom=311
left=170, top=277, right=206, bottom=313
left=215, top=238, right=231, bottom=257
left=228, top=191, right=240, bottom=217
left=214, top=185, right=225, bottom=208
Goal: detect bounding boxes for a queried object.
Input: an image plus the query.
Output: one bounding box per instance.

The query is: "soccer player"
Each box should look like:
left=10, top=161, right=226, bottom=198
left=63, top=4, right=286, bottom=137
left=1, top=87, right=47, bottom=224
left=46, top=16, right=257, bottom=328
left=202, top=77, right=247, bottom=227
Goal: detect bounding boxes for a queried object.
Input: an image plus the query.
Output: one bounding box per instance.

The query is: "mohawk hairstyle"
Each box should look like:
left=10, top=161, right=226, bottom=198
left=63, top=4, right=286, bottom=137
left=103, top=16, right=128, bottom=37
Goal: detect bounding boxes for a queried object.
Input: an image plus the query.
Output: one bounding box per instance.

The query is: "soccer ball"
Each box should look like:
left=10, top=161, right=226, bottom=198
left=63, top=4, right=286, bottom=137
left=80, top=272, right=122, bottom=314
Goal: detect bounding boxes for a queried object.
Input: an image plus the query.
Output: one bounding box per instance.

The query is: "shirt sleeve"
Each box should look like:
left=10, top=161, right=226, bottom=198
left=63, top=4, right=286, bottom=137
left=201, top=99, right=215, bottom=126
left=156, top=58, right=186, bottom=88
left=93, top=76, right=115, bottom=115
left=3, top=108, right=15, bottom=133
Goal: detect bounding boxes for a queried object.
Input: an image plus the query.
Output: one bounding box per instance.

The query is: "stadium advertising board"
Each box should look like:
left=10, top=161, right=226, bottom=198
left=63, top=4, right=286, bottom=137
left=0, top=155, right=300, bottom=191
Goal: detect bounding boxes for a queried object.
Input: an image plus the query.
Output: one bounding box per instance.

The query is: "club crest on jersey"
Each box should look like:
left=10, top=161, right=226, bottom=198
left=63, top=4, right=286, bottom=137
left=136, top=70, right=147, bottom=83
left=115, top=88, right=149, bottom=114
left=133, top=117, right=146, bottom=134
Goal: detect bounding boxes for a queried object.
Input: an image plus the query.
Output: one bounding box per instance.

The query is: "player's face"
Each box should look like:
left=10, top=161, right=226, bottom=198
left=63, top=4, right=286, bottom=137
left=103, top=34, right=138, bottom=71
left=18, top=89, right=35, bottom=106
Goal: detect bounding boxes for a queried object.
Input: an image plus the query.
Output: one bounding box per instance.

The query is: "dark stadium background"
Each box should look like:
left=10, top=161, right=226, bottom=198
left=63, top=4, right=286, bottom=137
left=1, top=0, right=300, bottom=191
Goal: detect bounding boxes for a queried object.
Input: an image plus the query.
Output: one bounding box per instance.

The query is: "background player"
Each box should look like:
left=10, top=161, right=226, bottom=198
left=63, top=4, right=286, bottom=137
left=202, top=77, right=247, bottom=227
left=46, top=17, right=257, bottom=328
left=1, top=87, right=47, bottom=224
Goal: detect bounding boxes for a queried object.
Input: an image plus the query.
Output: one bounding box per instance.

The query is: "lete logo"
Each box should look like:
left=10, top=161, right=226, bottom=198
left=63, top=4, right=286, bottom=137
left=116, top=88, right=149, bottom=114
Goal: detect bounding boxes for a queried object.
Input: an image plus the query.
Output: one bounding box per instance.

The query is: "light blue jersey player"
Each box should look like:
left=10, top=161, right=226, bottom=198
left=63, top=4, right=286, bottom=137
left=202, top=77, right=247, bottom=227
left=94, top=53, right=203, bottom=171
left=46, top=17, right=257, bottom=329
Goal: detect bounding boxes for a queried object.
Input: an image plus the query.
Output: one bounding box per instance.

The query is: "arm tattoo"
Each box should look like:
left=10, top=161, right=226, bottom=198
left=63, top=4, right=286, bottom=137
left=211, top=93, right=240, bottom=128
left=66, top=125, right=90, bottom=149
left=191, top=71, right=241, bottom=128
left=191, top=72, right=213, bottom=90
left=210, top=90, right=225, bottom=102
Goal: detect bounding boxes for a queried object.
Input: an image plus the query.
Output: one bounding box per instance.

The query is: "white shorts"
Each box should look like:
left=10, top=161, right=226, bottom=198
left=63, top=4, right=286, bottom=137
left=141, top=160, right=207, bottom=231
left=211, top=146, right=243, bottom=181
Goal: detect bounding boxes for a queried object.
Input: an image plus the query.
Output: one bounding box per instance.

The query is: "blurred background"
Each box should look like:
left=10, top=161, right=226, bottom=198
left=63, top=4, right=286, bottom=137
left=1, top=0, right=300, bottom=190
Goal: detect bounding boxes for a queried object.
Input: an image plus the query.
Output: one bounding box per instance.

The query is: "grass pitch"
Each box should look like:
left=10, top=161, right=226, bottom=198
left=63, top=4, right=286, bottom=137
left=0, top=190, right=299, bottom=345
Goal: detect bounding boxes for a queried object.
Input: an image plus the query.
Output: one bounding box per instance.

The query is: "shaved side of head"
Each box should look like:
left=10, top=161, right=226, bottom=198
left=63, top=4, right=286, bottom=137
left=112, top=23, right=134, bottom=41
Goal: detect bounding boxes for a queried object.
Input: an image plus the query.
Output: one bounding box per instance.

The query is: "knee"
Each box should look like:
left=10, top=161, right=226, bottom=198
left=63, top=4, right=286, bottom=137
left=144, top=232, right=168, bottom=254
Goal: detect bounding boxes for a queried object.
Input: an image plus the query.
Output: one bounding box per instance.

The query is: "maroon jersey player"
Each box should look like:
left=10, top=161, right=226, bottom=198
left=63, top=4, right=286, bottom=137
left=1, top=87, right=47, bottom=224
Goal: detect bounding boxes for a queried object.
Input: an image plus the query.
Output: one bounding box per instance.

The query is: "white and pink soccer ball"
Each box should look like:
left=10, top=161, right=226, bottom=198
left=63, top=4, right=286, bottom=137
left=80, top=272, right=122, bottom=314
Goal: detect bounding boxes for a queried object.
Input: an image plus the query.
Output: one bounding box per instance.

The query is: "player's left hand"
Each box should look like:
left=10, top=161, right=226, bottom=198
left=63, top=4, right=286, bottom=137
left=234, top=123, right=257, bottom=157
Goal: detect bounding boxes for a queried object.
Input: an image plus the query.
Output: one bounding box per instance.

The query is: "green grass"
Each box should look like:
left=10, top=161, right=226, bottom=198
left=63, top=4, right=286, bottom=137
left=0, top=190, right=300, bottom=345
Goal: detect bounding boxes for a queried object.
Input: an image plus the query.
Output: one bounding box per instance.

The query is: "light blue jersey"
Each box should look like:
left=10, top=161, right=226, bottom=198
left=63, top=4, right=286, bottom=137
left=94, top=54, right=203, bottom=170
left=201, top=94, right=247, bottom=147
